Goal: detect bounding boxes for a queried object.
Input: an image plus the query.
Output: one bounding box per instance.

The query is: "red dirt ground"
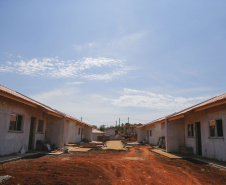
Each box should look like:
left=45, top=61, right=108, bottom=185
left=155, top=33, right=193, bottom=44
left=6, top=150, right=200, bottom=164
left=0, top=145, right=226, bottom=185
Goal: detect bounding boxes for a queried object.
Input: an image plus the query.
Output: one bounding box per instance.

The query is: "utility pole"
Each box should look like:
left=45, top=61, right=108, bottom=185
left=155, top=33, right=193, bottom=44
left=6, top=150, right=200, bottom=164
left=81, top=117, right=82, bottom=121
left=119, top=118, right=120, bottom=126
left=128, top=117, right=129, bottom=124
left=116, top=121, right=117, bottom=126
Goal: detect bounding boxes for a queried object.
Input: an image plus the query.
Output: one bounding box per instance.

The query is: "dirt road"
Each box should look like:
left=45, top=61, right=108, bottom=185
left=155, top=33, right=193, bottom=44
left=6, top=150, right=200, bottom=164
left=0, top=145, right=225, bottom=184
left=102, top=140, right=126, bottom=150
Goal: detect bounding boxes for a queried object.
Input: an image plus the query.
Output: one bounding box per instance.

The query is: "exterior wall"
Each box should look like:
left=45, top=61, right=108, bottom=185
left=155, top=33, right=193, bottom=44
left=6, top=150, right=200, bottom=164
left=167, top=118, right=185, bottom=153
left=92, top=133, right=104, bottom=141
left=45, top=115, right=65, bottom=148
left=82, top=125, right=92, bottom=142
left=104, top=129, right=115, bottom=136
left=184, top=104, right=226, bottom=161
left=137, top=128, right=146, bottom=143
left=68, top=121, right=81, bottom=143
left=68, top=120, right=92, bottom=143
left=0, top=96, right=50, bottom=155
left=138, top=123, right=164, bottom=144
left=64, top=120, right=70, bottom=145
left=147, top=123, right=162, bottom=145
left=161, top=122, right=166, bottom=137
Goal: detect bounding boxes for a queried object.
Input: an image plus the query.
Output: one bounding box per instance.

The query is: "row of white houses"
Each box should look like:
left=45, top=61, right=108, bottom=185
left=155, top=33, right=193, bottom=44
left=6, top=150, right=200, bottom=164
left=137, top=93, right=226, bottom=161
left=0, top=85, right=93, bottom=156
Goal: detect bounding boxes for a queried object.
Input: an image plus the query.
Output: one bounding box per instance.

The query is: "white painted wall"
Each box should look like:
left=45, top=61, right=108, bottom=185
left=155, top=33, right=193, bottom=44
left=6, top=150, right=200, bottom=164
left=137, top=128, right=146, bottom=143
left=167, top=118, right=185, bottom=153
left=183, top=104, right=226, bottom=161
left=137, top=122, right=164, bottom=145
left=45, top=115, right=65, bottom=148
left=148, top=123, right=162, bottom=145
left=83, top=125, right=92, bottom=142
left=0, top=96, right=65, bottom=155
left=64, top=120, right=70, bottom=145
left=67, top=120, right=92, bottom=143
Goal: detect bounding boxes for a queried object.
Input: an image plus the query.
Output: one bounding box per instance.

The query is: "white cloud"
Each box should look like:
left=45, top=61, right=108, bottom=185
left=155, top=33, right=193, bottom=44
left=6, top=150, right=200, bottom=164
left=30, top=87, right=123, bottom=126
left=110, top=88, right=209, bottom=110
left=0, top=56, right=135, bottom=80
left=66, top=82, right=84, bottom=85
left=72, top=32, right=146, bottom=57
left=30, top=87, right=210, bottom=127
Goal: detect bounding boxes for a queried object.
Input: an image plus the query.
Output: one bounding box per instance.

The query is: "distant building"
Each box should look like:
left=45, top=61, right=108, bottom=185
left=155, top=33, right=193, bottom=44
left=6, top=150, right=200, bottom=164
left=123, top=124, right=142, bottom=135
left=104, top=128, right=116, bottom=136
left=92, top=129, right=105, bottom=141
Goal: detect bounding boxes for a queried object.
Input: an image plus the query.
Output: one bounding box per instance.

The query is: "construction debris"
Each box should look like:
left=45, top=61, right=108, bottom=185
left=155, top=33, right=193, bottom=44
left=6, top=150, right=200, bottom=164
left=0, top=175, right=12, bottom=184
left=67, top=147, right=92, bottom=152
left=18, top=146, right=25, bottom=154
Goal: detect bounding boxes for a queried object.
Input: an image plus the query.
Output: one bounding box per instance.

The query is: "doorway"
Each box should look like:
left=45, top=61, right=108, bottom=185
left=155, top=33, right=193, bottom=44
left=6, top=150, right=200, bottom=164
left=28, top=117, right=36, bottom=150
left=195, top=122, right=202, bottom=156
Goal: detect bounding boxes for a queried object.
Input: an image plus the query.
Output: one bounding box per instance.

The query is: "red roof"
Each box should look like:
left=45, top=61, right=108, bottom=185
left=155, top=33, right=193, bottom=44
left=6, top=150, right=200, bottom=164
left=139, top=93, right=226, bottom=129
left=0, top=85, right=92, bottom=128
left=167, top=93, right=226, bottom=120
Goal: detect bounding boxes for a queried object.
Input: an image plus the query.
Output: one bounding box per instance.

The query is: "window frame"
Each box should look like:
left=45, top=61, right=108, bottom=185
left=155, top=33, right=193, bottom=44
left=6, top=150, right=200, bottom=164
left=209, top=119, right=224, bottom=138
left=8, top=113, right=23, bottom=132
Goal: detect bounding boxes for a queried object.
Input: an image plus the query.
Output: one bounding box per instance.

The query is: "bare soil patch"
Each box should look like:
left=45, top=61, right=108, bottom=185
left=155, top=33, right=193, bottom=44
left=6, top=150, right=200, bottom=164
left=0, top=146, right=225, bottom=185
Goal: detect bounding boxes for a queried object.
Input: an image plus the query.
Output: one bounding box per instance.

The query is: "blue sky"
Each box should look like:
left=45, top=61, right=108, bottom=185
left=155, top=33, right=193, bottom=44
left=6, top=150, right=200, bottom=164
left=1, top=1, right=226, bottom=126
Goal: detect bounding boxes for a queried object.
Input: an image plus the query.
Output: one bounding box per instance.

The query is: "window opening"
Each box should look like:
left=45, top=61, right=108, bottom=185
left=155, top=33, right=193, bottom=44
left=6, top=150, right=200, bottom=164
left=216, top=119, right=223, bottom=137
left=209, top=119, right=224, bottom=137
left=9, top=114, right=23, bottom=131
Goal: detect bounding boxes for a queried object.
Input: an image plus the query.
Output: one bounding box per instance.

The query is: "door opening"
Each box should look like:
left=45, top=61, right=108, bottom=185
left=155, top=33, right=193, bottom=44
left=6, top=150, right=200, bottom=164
left=195, top=122, right=202, bottom=156
left=28, top=117, right=36, bottom=150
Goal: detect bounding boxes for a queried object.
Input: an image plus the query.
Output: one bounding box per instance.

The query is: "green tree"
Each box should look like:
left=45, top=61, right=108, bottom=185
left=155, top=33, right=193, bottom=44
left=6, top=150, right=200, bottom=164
left=99, top=125, right=106, bottom=131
